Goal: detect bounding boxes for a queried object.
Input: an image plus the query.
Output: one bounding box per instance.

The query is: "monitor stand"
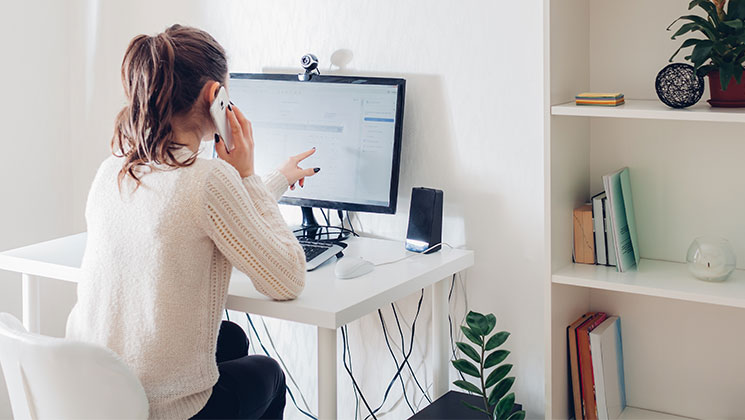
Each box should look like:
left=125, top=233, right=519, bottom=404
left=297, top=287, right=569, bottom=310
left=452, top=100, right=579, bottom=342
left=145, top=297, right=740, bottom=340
left=294, top=206, right=351, bottom=242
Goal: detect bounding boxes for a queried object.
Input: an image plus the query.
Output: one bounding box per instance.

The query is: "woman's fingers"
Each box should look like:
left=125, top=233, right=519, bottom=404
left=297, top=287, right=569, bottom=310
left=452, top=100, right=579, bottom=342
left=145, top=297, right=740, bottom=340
left=293, top=148, right=316, bottom=163
left=299, top=177, right=304, bottom=188
left=232, top=105, right=251, bottom=138
left=226, top=106, right=242, bottom=152
left=214, top=134, right=230, bottom=160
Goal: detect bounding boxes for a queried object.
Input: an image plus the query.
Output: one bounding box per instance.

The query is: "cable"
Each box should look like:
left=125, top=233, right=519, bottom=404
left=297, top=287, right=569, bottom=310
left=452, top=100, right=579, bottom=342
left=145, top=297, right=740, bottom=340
left=342, top=325, right=377, bottom=419
left=391, top=303, right=432, bottom=404
left=320, top=208, right=331, bottom=226
left=245, top=314, right=318, bottom=420
left=365, top=289, right=425, bottom=420
left=224, top=309, right=230, bottom=321
left=448, top=275, right=467, bottom=384
left=258, top=316, right=314, bottom=415
left=374, top=242, right=454, bottom=267
left=343, top=324, right=360, bottom=419
left=345, top=211, right=357, bottom=236
left=378, top=309, right=415, bottom=413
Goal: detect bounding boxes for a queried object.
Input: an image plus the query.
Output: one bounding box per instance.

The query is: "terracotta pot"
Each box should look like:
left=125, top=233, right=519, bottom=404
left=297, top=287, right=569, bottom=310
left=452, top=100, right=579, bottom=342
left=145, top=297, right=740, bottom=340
left=707, top=70, right=745, bottom=107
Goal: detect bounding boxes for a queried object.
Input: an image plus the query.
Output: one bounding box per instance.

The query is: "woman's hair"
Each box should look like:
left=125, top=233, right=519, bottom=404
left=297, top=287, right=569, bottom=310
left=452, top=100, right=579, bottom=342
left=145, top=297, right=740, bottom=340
left=112, top=24, right=227, bottom=187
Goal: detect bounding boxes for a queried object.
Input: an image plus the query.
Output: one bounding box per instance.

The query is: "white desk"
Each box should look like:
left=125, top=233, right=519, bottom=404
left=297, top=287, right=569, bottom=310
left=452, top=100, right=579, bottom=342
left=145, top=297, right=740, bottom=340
left=0, top=233, right=474, bottom=419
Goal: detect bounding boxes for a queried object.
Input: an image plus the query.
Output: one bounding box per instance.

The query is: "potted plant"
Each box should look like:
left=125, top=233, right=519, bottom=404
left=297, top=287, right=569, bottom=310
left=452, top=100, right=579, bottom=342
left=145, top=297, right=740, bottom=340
left=451, top=311, right=526, bottom=420
left=669, top=0, right=745, bottom=106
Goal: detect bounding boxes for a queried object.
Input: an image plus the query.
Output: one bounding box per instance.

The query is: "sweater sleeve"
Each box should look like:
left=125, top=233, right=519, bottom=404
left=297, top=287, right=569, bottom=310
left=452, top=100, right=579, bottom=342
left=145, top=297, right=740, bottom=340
left=198, top=161, right=305, bottom=300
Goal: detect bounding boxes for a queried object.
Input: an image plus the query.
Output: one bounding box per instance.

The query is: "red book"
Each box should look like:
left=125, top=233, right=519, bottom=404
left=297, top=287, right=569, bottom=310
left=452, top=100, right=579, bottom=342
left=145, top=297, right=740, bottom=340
left=577, top=312, right=607, bottom=420
left=568, top=313, right=594, bottom=420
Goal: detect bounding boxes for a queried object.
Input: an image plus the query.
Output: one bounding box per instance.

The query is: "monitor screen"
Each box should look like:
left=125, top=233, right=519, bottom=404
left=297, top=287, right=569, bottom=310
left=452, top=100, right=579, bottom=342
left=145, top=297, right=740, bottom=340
left=229, top=74, right=405, bottom=214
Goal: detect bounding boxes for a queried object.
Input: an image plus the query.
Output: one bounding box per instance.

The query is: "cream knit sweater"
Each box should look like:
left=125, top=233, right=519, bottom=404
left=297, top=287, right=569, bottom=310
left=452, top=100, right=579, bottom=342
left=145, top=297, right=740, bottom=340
left=66, top=148, right=306, bottom=419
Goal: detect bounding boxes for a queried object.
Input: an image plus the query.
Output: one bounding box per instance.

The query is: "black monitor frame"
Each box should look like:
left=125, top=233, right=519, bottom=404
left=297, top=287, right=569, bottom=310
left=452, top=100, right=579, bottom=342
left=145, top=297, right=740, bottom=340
left=229, top=73, right=406, bottom=215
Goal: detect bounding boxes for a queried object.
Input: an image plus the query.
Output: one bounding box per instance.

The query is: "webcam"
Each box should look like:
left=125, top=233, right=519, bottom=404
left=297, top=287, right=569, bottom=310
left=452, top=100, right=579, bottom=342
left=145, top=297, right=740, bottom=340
left=298, top=53, right=320, bottom=81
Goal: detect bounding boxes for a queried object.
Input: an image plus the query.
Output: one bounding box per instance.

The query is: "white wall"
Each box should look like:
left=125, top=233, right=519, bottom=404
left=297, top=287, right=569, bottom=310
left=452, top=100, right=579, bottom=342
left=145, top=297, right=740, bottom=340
left=0, top=1, right=546, bottom=418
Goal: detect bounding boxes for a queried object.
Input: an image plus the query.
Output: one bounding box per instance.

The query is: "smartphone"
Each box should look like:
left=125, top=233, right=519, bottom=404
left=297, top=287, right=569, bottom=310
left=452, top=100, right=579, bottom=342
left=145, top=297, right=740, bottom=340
left=209, top=86, right=234, bottom=152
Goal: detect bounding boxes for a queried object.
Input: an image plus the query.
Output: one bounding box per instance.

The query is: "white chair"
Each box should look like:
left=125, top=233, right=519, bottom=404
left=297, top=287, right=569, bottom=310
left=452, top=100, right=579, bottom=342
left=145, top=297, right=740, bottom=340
left=0, top=313, right=148, bottom=419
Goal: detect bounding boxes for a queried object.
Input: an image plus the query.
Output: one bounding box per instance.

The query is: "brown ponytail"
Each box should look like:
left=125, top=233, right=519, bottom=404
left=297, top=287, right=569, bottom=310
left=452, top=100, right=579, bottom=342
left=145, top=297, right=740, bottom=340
left=112, top=24, right=227, bottom=188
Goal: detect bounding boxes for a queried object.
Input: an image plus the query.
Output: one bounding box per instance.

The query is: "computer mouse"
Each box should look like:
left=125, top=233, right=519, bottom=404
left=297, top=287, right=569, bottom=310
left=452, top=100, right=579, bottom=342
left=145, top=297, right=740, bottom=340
left=334, top=257, right=375, bottom=279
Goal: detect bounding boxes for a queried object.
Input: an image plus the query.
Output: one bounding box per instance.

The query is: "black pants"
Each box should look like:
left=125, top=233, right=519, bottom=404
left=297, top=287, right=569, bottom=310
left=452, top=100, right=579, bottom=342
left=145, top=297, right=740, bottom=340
left=192, top=321, right=286, bottom=419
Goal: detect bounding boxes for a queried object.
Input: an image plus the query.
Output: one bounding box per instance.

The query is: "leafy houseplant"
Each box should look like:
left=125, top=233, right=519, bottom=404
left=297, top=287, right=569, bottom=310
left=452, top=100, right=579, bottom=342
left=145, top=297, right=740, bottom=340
left=451, top=311, right=526, bottom=420
left=669, top=0, right=745, bottom=105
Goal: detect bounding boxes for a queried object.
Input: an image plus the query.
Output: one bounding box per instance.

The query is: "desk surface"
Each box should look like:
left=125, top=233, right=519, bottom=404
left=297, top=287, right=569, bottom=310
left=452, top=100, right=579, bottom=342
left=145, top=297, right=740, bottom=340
left=0, top=233, right=474, bottom=329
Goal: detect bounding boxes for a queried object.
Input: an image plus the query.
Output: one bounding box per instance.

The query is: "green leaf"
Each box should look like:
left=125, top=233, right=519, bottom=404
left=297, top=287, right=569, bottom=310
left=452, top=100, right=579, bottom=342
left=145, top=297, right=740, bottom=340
left=456, top=341, right=481, bottom=363
left=462, top=401, right=491, bottom=416
left=690, top=40, right=714, bottom=67
left=488, top=377, right=515, bottom=406
left=670, top=22, right=700, bottom=39
left=495, top=393, right=516, bottom=420
left=729, top=0, right=745, bottom=20
left=485, top=364, right=513, bottom=389
left=485, top=331, right=510, bottom=351
left=453, top=379, right=483, bottom=395
left=461, top=325, right=483, bottom=346
left=689, top=0, right=722, bottom=24
left=466, top=311, right=488, bottom=335
left=507, top=411, right=526, bottom=420
left=669, top=38, right=701, bottom=62
left=720, top=61, right=735, bottom=90
left=452, top=358, right=481, bottom=378
left=484, top=314, right=497, bottom=335
left=723, top=19, right=744, bottom=30
left=484, top=349, right=510, bottom=369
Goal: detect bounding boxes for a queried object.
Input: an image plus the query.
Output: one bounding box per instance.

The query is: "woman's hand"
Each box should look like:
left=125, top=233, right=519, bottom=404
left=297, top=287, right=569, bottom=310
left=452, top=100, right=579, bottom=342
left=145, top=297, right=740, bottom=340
left=279, top=148, right=320, bottom=190
left=215, top=103, right=254, bottom=178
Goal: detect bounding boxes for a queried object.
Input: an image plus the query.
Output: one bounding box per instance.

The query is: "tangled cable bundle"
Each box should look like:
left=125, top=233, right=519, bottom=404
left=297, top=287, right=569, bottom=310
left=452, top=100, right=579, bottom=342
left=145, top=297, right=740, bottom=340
left=655, top=63, right=705, bottom=109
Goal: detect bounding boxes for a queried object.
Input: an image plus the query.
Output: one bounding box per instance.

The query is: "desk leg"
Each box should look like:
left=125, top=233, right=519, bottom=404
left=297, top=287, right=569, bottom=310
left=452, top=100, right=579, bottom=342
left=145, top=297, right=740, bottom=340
left=22, top=274, right=41, bottom=333
left=317, top=326, right=337, bottom=419
left=432, top=277, right=450, bottom=400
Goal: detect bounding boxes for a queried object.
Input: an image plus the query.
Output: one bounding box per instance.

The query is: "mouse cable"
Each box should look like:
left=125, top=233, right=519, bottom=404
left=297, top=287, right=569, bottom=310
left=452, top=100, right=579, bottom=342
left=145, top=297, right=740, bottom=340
left=343, top=324, right=361, bottom=419
left=342, top=325, right=378, bottom=419
left=258, top=316, right=314, bottom=415
left=391, top=303, right=432, bottom=404
left=245, top=314, right=318, bottom=420
left=364, top=289, right=425, bottom=420
left=374, top=243, right=455, bottom=267
left=378, top=309, right=415, bottom=413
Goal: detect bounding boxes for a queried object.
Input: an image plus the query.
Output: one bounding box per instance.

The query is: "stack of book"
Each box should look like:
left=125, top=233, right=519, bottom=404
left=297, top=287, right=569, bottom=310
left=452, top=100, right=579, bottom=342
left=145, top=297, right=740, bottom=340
left=575, top=93, right=625, bottom=107
left=568, top=312, right=626, bottom=420
left=572, top=167, right=640, bottom=272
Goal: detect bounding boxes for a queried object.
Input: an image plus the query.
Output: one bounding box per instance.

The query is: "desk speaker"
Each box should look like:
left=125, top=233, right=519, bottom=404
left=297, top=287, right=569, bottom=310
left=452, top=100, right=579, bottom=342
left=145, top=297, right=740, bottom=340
left=405, top=187, right=443, bottom=253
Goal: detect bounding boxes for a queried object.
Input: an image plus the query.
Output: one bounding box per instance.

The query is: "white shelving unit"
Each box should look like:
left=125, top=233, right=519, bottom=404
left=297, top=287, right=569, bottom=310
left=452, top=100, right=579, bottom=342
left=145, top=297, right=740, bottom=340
left=552, top=99, right=745, bottom=123
left=545, top=1, right=745, bottom=419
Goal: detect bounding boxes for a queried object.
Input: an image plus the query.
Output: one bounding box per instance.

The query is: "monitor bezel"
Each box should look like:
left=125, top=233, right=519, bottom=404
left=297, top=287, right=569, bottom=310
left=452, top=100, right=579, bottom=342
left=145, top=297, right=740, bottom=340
left=229, top=73, right=406, bottom=215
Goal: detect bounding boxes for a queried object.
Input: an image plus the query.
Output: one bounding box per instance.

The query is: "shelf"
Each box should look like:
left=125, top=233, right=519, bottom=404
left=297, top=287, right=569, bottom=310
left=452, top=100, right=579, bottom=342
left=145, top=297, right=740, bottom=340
left=618, top=407, right=693, bottom=420
left=552, top=259, right=745, bottom=309
left=551, top=99, right=745, bottom=123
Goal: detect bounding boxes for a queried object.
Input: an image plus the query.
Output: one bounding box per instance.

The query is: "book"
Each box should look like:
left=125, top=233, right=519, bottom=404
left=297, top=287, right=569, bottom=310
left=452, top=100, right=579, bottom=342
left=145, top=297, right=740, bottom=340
left=603, top=197, right=617, bottom=267
left=573, top=204, right=595, bottom=264
left=602, top=167, right=640, bottom=272
left=575, top=93, right=625, bottom=106
left=568, top=313, right=595, bottom=420
left=577, top=312, right=608, bottom=420
left=592, top=192, right=607, bottom=265
left=590, top=317, right=626, bottom=420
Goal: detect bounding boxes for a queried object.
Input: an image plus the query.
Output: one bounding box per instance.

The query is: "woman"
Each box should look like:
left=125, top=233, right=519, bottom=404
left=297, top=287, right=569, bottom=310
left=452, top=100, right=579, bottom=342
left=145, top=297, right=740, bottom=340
left=65, top=24, right=316, bottom=419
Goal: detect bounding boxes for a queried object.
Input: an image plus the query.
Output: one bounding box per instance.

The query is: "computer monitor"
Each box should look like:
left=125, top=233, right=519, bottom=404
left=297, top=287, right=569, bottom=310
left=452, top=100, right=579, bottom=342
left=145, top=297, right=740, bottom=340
left=228, top=74, right=405, bottom=218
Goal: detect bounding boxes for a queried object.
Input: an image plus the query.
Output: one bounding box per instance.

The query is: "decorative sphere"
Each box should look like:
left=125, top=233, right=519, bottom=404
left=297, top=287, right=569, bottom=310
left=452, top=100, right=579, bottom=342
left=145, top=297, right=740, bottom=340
left=686, top=236, right=736, bottom=282
left=655, top=63, right=705, bottom=108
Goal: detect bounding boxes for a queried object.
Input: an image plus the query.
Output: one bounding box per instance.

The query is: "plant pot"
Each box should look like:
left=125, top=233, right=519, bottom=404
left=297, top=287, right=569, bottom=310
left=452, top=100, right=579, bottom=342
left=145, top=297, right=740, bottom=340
left=707, top=70, right=745, bottom=107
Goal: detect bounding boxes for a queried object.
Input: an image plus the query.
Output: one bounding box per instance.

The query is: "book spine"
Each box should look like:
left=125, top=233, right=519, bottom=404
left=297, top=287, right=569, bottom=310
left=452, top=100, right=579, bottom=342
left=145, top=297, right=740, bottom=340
left=569, top=313, right=594, bottom=420
left=578, top=313, right=608, bottom=420
left=573, top=205, right=596, bottom=264
left=593, top=195, right=607, bottom=265
left=603, top=197, right=617, bottom=267
left=590, top=328, right=608, bottom=420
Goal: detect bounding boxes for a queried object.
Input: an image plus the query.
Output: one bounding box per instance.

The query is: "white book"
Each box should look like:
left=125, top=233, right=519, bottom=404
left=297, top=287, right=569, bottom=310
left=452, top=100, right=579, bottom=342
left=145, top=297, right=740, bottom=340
left=603, top=197, right=617, bottom=266
left=592, top=192, right=607, bottom=265
left=590, top=316, right=626, bottom=420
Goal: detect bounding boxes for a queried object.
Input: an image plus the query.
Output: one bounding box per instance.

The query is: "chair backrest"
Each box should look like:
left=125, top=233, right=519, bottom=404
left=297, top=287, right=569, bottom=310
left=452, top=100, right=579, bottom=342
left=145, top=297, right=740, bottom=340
left=0, top=313, right=148, bottom=419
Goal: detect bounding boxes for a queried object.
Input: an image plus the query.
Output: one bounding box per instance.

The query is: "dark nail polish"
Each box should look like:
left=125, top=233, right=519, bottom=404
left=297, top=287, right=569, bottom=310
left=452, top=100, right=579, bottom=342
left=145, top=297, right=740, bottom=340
left=313, top=146, right=316, bottom=150
left=230, top=100, right=234, bottom=105
left=227, top=104, right=232, bottom=111
left=314, top=167, right=321, bottom=173
left=214, top=133, right=220, bottom=143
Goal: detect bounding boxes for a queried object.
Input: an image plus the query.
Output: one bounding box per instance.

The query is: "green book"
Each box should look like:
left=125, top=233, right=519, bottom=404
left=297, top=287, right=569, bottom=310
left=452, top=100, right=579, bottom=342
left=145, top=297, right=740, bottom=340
left=602, top=167, right=640, bottom=272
